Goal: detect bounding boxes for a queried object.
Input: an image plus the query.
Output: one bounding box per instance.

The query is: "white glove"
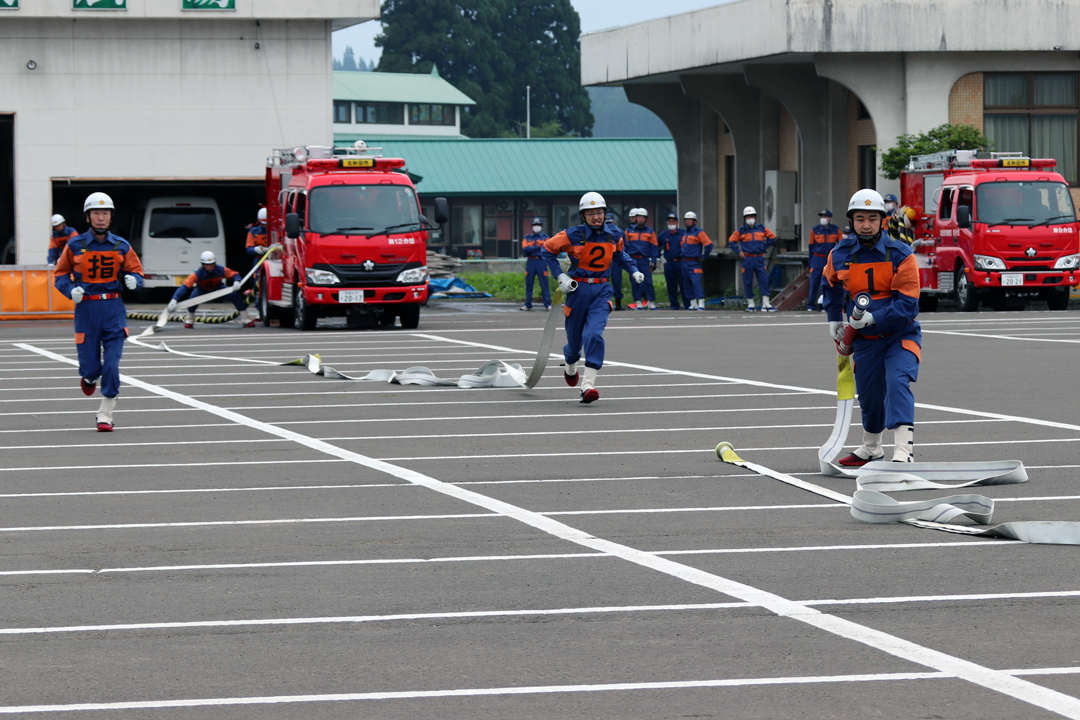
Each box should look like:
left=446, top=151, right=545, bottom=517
left=47, top=263, right=55, bottom=270
left=828, top=321, right=844, bottom=342
left=632, top=272, right=645, bottom=284
left=167, top=299, right=177, bottom=312
left=71, top=287, right=84, bottom=304
left=124, top=274, right=138, bottom=290
left=232, top=280, right=242, bottom=293
left=557, top=273, right=577, bottom=293
left=269, top=244, right=283, bottom=253
left=848, top=311, right=875, bottom=330
left=254, top=246, right=267, bottom=255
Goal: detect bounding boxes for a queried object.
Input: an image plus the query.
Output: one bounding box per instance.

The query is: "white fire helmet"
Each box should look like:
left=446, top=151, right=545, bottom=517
left=51, top=214, right=65, bottom=227
left=742, top=206, right=757, bottom=217
left=200, top=251, right=216, bottom=264
left=257, top=208, right=268, bottom=222
left=352, top=139, right=368, bottom=153
left=846, top=189, right=887, bottom=218
left=578, top=192, right=607, bottom=213
left=684, top=211, right=698, bottom=220
left=83, top=192, right=115, bottom=212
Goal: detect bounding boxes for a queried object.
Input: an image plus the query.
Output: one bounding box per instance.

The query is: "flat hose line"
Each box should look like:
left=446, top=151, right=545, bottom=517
left=716, top=353, right=1080, bottom=545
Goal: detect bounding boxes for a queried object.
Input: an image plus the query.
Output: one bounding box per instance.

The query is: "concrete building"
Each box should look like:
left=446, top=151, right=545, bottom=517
left=0, top=0, right=379, bottom=264
left=581, top=0, right=1080, bottom=255
left=332, top=68, right=475, bottom=141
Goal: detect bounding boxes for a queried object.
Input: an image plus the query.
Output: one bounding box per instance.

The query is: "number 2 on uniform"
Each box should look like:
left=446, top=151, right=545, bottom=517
left=582, top=243, right=613, bottom=271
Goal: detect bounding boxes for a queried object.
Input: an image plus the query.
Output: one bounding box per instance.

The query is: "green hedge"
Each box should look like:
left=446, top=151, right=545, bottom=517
left=461, top=270, right=675, bottom=305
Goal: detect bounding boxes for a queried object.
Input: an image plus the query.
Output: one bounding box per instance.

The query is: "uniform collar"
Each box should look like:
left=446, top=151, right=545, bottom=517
left=852, top=231, right=887, bottom=254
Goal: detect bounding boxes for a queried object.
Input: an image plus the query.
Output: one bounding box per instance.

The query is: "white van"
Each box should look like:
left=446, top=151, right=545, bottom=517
left=130, top=197, right=226, bottom=289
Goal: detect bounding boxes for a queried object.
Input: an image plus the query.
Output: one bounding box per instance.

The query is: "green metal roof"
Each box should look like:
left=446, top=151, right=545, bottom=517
left=333, top=71, right=477, bottom=106
left=328, top=137, right=676, bottom=196
left=333, top=133, right=469, bottom=142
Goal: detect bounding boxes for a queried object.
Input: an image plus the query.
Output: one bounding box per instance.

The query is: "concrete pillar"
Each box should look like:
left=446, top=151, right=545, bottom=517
left=624, top=84, right=719, bottom=242
left=744, top=64, right=835, bottom=249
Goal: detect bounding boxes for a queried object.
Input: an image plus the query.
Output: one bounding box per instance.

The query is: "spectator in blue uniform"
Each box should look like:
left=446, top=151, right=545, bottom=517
left=48, top=214, right=79, bottom=268
left=681, top=212, right=712, bottom=310
left=728, top=206, right=777, bottom=312
left=167, top=251, right=257, bottom=328
left=806, top=209, right=841, bottom=311
left=245, top=208, right=270, bottom=262
left=542, top=192, right=641, bottom=404
left=657, top=213, right=687, bottom=309
left=53, top=192, right=144, bottom=432
left=608, top=212, right=628, bottom=311
left=625, top=208, right=659, bottom=310
left=520, top=216, right=551, bottom=310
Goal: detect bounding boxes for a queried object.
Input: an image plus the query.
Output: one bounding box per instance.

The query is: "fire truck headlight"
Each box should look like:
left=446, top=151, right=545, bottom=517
left=974, top=255, right=1007, bottom=271
left=305, top=268, right=340, bottom=286
left=1053, top=254, right=1080, bottom=270
left=396, top=266, right=430, bottom=285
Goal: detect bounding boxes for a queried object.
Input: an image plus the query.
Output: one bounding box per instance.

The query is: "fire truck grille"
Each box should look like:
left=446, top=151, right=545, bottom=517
left=1007, top=257, right=1052, bottom=263
left=316, top=262, right=422, bottom=287
left=1005, top=264, right=1053, bottom=271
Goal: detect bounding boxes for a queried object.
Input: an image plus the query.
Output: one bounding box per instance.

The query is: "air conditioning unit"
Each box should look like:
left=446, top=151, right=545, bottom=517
left=763, top=170, right=797, bottom=239
left=496, top=198, right=513, bottom=212
left=517, top=198, right=534, bottom=211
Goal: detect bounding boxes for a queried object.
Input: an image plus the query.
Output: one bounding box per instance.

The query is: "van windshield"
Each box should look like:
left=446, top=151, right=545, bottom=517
left=975, top=181, right=1077, bottom=227
left=149, top=208, right=219, bottom=238
left=308, top=185, right=421, bottom=236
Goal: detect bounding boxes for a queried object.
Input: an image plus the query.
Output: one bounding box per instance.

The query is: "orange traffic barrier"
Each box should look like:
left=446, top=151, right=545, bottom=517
left=0, top=266, right=75, bottom=320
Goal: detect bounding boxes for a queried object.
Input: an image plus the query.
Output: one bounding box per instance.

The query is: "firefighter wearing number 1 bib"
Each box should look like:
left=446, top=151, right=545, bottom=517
left=822, top=189, right=921, bottom=465
left=54, top=192, right=144, bottom=432
left=542, top=192, right=641, bottom=404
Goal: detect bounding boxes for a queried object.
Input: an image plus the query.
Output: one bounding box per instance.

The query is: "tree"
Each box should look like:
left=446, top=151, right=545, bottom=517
left=342, top=45, right=358, bottom=72
left=880, top=123, right=993, bottom=179
left=375, top=0, right=593, bottom=138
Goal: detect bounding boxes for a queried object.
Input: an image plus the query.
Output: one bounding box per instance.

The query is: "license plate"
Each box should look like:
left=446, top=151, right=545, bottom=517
left=338, top=290, right=365, bottom=303
left=1001, top=273, right=1024, bottom=286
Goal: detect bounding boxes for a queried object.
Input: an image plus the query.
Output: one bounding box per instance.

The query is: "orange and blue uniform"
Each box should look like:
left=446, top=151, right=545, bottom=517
left=521, top=230, right=550, bottom=309
left=822, top=232, right=921, bottom=434
left=728, top=223, right=775, bottom=299
left=658, top=226, right=688, bottom=309
left=54, top=231, right=144, bottom=399
left=681, top=226, right=713, bottom=301
left=48, top=225, right=79, bottom=266
left=172, top=264, right=247, bottom=313
left=625, top=223, right=658, bottom=305
left=807, top=221, right=842, bottom=310
left=609, top=222, right=628, bottom=304
left=542, top=222, right=637, bottom=370
left=245, top=224, right=270, bottom=256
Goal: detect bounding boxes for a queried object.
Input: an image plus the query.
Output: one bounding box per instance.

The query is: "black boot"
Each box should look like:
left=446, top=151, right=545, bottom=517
left=614, top=298, right=624, bottom=311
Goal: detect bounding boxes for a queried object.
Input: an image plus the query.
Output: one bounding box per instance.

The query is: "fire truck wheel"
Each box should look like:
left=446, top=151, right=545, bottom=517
left=1045, top=287, right=1070, bottom=311
left=399, top=304, right=420, bottom=330
left=955, top=269, right=979, bottom=312
left=293, top=284, right=318, bottom=331
left=377, top=311, right=396, bottom=327
left=259, top=272, right=276, bottom=327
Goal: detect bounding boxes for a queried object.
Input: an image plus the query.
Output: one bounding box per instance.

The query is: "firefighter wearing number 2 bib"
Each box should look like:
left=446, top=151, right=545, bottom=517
left=54, top=192, right=144, bottom=432
left=822, top=189, right=921, bottom=465
left=542, top=192, right=641, bottom=404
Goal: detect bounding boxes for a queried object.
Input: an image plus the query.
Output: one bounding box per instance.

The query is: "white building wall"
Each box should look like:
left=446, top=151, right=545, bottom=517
left=1, top=17, right=342, bottom=263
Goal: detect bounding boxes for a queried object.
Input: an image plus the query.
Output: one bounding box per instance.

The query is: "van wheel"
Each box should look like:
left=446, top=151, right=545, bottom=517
left=293, top=284, right=317, bottom=330
left=955, top=269, right=979, bottom=312
left=398, top=304, right=420, bottom=329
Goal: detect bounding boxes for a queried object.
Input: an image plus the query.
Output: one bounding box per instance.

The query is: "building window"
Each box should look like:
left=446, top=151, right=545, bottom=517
left=857, top=145, right=876, bottom=189
left=451, top=206, right=481, bottom=245
left=984, top=73, right=1078, bottom=184
left=354, top=103, right=405, bottom=125
left=410, top=104, right=456, bottom=126
left=333, top=101, right=351, bottom=124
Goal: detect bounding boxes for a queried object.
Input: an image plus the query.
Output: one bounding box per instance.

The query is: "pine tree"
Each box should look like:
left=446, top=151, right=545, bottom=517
left=342, top=45, right=358, bottom=72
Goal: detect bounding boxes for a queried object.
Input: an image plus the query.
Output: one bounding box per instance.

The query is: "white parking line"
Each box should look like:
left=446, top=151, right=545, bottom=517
left=18, top=341, right=1080, bottom=718
left=924, top=329, right=1080, bottom=344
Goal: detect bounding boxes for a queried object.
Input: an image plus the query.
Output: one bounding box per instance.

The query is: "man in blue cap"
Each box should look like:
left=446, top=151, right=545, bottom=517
left=657, top=212, right=686, bottom=309
left=806, top=209, right=841, bottom=311
left=520, top=216, right=551, bottom=310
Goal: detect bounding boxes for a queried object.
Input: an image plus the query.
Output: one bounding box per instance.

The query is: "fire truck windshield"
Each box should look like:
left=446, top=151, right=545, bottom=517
left=975, top=181, right=1077, bottom=227
left=308, top=185, right=421, bottom=236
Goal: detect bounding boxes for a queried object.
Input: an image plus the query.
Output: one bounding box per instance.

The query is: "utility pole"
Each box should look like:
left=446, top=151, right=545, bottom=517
left=526, top=85, right=531, bottom=139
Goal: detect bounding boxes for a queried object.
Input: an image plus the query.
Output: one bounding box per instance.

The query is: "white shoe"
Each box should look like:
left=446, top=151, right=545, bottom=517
left=745, top=300, right=756, bottom=312
left=892, top=424, right=915, bottom=462
left=648, top=301, right=657, bottom=310
left=838, top=430, right=885, bottom=467
left=519, top=305, right=532, bottom=311
left=96, top=396, right=117, bottom=432
left=762, top=295, right=777, bottom=312
left=579, top=367, right=599, bottom=403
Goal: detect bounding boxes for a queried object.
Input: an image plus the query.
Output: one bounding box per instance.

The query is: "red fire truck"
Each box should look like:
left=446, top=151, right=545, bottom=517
left=900, top=149, right=1079, bottom=311
left=260, top=145, right=448, bottom=330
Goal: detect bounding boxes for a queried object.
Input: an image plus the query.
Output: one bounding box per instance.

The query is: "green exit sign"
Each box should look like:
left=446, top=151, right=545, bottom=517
left=0, top=0, right=18, bottom=10
left=183, top=0, right=235, bottom=8
left=73, top=0, right=126, bottom=8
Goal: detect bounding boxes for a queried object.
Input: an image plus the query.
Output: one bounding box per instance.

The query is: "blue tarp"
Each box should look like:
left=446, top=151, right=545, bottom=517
left=427, top=277, right=491, bottom=299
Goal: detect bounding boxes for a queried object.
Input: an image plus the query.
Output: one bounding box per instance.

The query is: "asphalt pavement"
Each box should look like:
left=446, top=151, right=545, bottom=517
left=2, top=299, right=1080, bottom=719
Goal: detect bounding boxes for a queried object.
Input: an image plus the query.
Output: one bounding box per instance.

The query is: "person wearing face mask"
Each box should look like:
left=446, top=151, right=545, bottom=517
left=53, top=192, right=144, bottom=432
left=680, top=211, right=713, bottom=310
left=542, top=192, right=642, bottom=403
left=624, top=208, right=659, bottom=310
left=658, top=212, right=688, bottom=309
left=822, top=189, right=921, bottom=465
left=806, top=209, right=841, bottom=311
left=727, top=206, right=777, bottom=312
left=520, top=216, right=551, bottom=311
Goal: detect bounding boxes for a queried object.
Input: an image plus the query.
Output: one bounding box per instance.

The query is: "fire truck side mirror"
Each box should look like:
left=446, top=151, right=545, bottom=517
left=433, top=197, right=450, bottom=226
left=285, top=213, right=301, bottom=239
left=956, top=205, right=971, bottom=229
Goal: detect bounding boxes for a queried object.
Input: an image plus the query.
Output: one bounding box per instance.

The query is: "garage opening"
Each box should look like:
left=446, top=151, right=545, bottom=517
left=0, top=116, right=14, bottom=264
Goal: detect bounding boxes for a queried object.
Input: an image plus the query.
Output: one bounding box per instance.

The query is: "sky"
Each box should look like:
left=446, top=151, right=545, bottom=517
left=331, top=0, right=733, bottom=67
